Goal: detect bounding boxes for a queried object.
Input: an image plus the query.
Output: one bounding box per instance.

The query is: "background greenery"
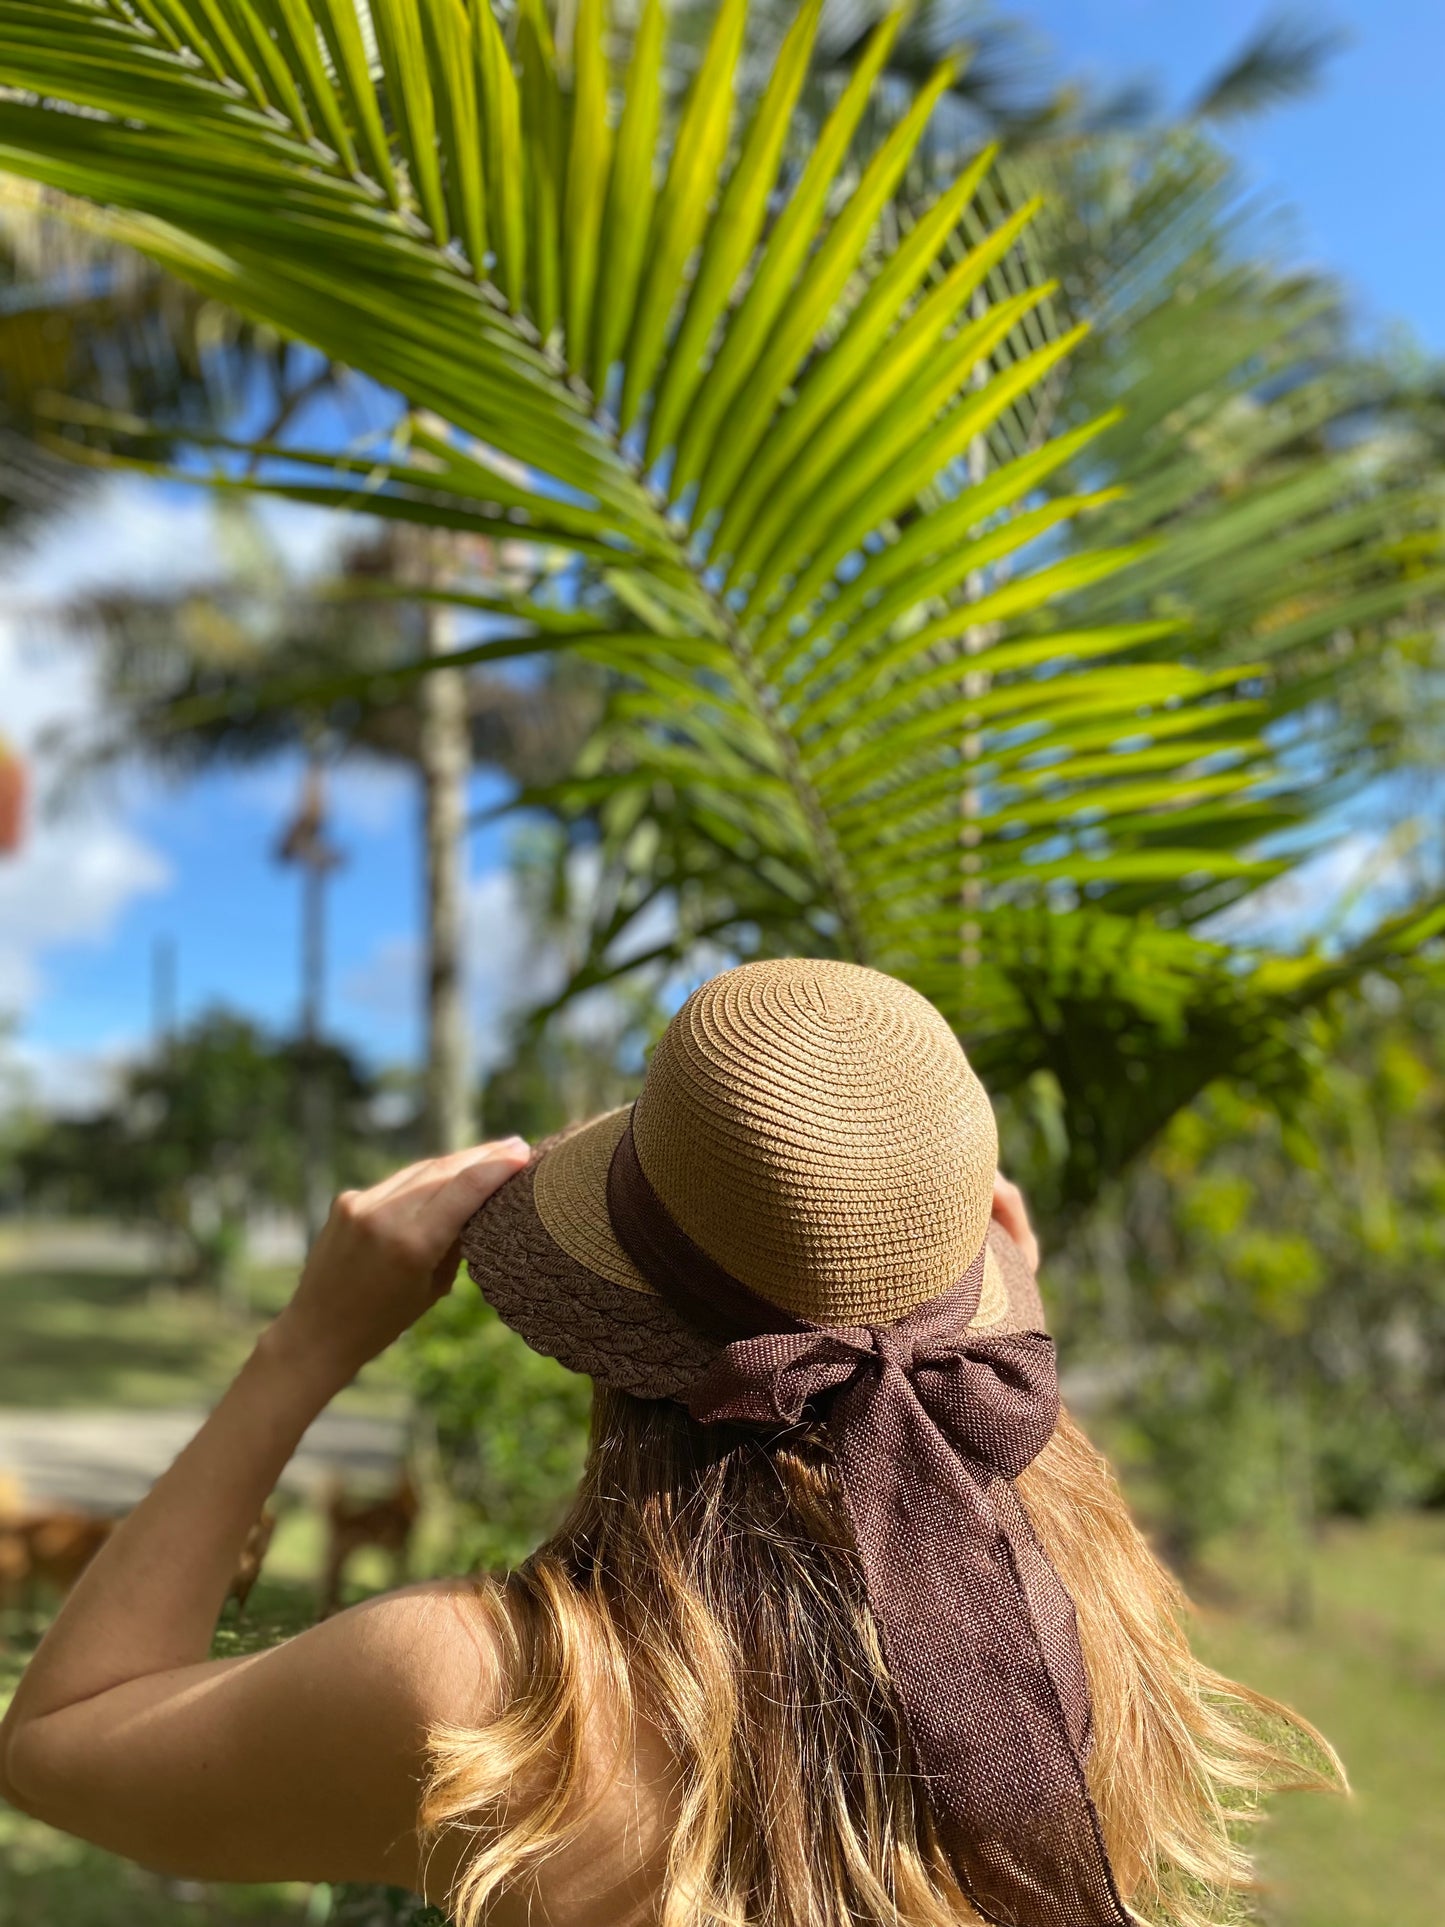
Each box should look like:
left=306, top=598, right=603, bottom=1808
left=0, top=0, right=1441, bottom=1923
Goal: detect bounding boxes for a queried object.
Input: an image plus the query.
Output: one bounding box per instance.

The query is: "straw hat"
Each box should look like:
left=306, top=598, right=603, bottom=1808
left=462, top=957, right=1045, bottom=1395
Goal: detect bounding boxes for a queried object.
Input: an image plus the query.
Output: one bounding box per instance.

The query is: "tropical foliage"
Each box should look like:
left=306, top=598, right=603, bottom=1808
left=1032, top=964, right=1445, bottom=1575
left=0, top=0, right=1441, bottom=1212
left=405, top=1279, right=592, bottom=1571
left=14, top=1010, right=382, bottom=1289
left=1025, top=128, right=1444, bottom=816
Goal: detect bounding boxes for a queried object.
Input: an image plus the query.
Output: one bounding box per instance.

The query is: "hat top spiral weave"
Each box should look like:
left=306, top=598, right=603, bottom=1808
left=629, top=958, right=998, bottom=1325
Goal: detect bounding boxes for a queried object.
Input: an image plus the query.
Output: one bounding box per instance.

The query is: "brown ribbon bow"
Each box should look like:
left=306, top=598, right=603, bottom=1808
left=608, top=1117, right=1130, bottom=1927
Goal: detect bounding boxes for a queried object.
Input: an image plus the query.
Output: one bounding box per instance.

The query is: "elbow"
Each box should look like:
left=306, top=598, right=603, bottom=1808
left=0, top=1716, right=73, bottom=1827
left=0, top=1719, right=46, bottom=1818
left=0, top=1719, right=192, bottom=1877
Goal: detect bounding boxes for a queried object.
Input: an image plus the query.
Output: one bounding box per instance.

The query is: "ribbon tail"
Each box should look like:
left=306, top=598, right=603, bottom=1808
left=829, top=1371, right=1130, bottom=1927
left=993, top=1478, right=1095, bottom=1763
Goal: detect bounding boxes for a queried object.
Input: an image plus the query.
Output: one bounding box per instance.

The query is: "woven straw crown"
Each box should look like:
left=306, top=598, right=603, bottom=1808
left=535, top=958, right=999, bottom=1327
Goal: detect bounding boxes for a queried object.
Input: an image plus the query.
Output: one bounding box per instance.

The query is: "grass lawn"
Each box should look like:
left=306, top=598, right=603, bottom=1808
left=0, top=1230, right=412, bottom=1923
left=0, top=1797, right=312, bottom=1927
left=1191, top=1510, right=1445, bottom=1927
left=0, top=1240, right=406, bottom=1417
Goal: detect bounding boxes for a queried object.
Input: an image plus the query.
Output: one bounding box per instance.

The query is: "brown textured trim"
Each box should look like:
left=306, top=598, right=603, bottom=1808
left=460, top=1152, right=717, bottom=1400
left=606, top=1114, right=806, bottom=1340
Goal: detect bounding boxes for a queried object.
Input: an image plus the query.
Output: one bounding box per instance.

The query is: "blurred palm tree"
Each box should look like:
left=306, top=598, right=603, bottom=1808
left=46, top=515, right=602, bottom=1153
left=0, top=179, right=296, bottom=536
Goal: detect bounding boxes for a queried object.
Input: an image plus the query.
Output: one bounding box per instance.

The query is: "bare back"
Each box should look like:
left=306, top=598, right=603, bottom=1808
left=420, top=1583, right=681, bottom=1927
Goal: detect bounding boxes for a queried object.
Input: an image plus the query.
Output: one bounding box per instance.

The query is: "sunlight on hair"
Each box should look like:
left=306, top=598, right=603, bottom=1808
left=423, top=1394, right=1342, bottom=1927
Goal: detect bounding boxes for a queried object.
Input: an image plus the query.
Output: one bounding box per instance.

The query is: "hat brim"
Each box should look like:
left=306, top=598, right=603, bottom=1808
left=461, top=1106, right=1048, bottom=1399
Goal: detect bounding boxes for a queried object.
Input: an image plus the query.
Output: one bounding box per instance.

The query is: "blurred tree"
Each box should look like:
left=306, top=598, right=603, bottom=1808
left=0, top=178, right=309, bottom=539
left=42, top=516, right=602, bottom=1158
left=15, top=1010, right=381, bottom=1293
left=405, top=1283, right=592, bottom=1573
left=273, top=752, right=347, bottom=1244
left=1026, top=965, right=1445, bottom=1589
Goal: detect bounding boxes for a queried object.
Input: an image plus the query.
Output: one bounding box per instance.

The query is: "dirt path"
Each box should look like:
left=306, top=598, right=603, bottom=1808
left=0, top=1406, right=405, bottom=1514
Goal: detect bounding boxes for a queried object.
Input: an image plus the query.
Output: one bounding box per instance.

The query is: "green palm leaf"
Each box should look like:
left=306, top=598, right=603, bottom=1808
left=0, top=0, right=1350, bottom=1094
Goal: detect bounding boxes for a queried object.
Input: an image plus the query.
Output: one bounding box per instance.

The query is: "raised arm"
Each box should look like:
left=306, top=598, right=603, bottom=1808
left=0, top=1139, right=528, bottom=1889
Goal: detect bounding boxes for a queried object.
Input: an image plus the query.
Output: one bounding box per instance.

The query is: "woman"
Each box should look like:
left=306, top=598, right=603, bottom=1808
left=0, top=959, right=1337, bottom=1927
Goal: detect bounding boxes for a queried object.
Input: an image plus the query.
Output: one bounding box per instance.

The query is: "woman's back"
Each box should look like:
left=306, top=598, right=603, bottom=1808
left=450, top=1651, right=679, bottom=1927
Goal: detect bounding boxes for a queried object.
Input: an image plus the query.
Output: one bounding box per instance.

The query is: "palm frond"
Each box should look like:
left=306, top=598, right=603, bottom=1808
left=3, top=0, right=1433, bottom=1205
left=1190, top=13, right=1346, bottom=123
left=1005, top=128, right=1444, bottom=933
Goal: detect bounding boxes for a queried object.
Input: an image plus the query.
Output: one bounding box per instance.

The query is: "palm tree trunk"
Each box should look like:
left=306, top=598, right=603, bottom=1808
left=298, top=824, right=332, bottom=1247
left=961, top=290, right=992, bottom=973
left=419, top=592, right=474, bottom=1155
left=276, top=752, right=343, bottom=1246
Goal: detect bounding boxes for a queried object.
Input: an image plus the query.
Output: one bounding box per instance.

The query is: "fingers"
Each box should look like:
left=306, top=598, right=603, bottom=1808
left=428, top=1143, right=531, bottom=1244
left=329, top=1140, right=529, bottom=1271
left=363, top=1139, right=528, bottom=1210
left=991, top=1171, right=1040, bottom=1273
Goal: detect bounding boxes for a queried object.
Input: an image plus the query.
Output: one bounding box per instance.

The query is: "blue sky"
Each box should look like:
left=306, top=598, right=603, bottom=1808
left=1, top=0, right=1440, bottom=1109
left=1021, top=0, right=1443, bottom=354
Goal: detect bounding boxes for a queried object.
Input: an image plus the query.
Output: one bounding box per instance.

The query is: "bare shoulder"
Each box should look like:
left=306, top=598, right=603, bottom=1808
left=327, top=1576, right=506, bottom=1728
left=401, top=1577, right=680, bottom=1927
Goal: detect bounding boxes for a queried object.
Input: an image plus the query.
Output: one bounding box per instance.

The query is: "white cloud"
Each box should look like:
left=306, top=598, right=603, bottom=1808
left=2, top=1034, right=137, bottom=1117
left=0, top=620, right=96, bottom=750
left=0, top=595, right=171, bottom=1026
left=0, top=479, right=356, bottom=1065
left=467, top=864, right=561, bottom=1057
left=8, top=473, right=349, bottom=606
left=0, top=811, right=170, bottom=1009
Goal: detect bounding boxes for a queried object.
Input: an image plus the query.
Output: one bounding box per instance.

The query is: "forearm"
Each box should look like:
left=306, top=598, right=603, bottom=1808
left=0, top=1319, right=344, bottom=1757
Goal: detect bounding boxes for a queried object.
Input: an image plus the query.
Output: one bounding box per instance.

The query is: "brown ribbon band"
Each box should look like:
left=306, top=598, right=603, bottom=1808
left=606, top=1114, right=1130, bottom=1927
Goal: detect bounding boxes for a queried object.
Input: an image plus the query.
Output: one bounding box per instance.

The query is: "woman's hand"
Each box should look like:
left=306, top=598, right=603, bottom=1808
left=268, top=1138, right=530, bottom=1386
left=991, top=1171, right=1040, bottom=1274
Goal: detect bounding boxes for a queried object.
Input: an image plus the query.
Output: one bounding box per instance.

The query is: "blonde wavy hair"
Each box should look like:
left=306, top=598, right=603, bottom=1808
left=423, top=1387, right=1342, bottom=1927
